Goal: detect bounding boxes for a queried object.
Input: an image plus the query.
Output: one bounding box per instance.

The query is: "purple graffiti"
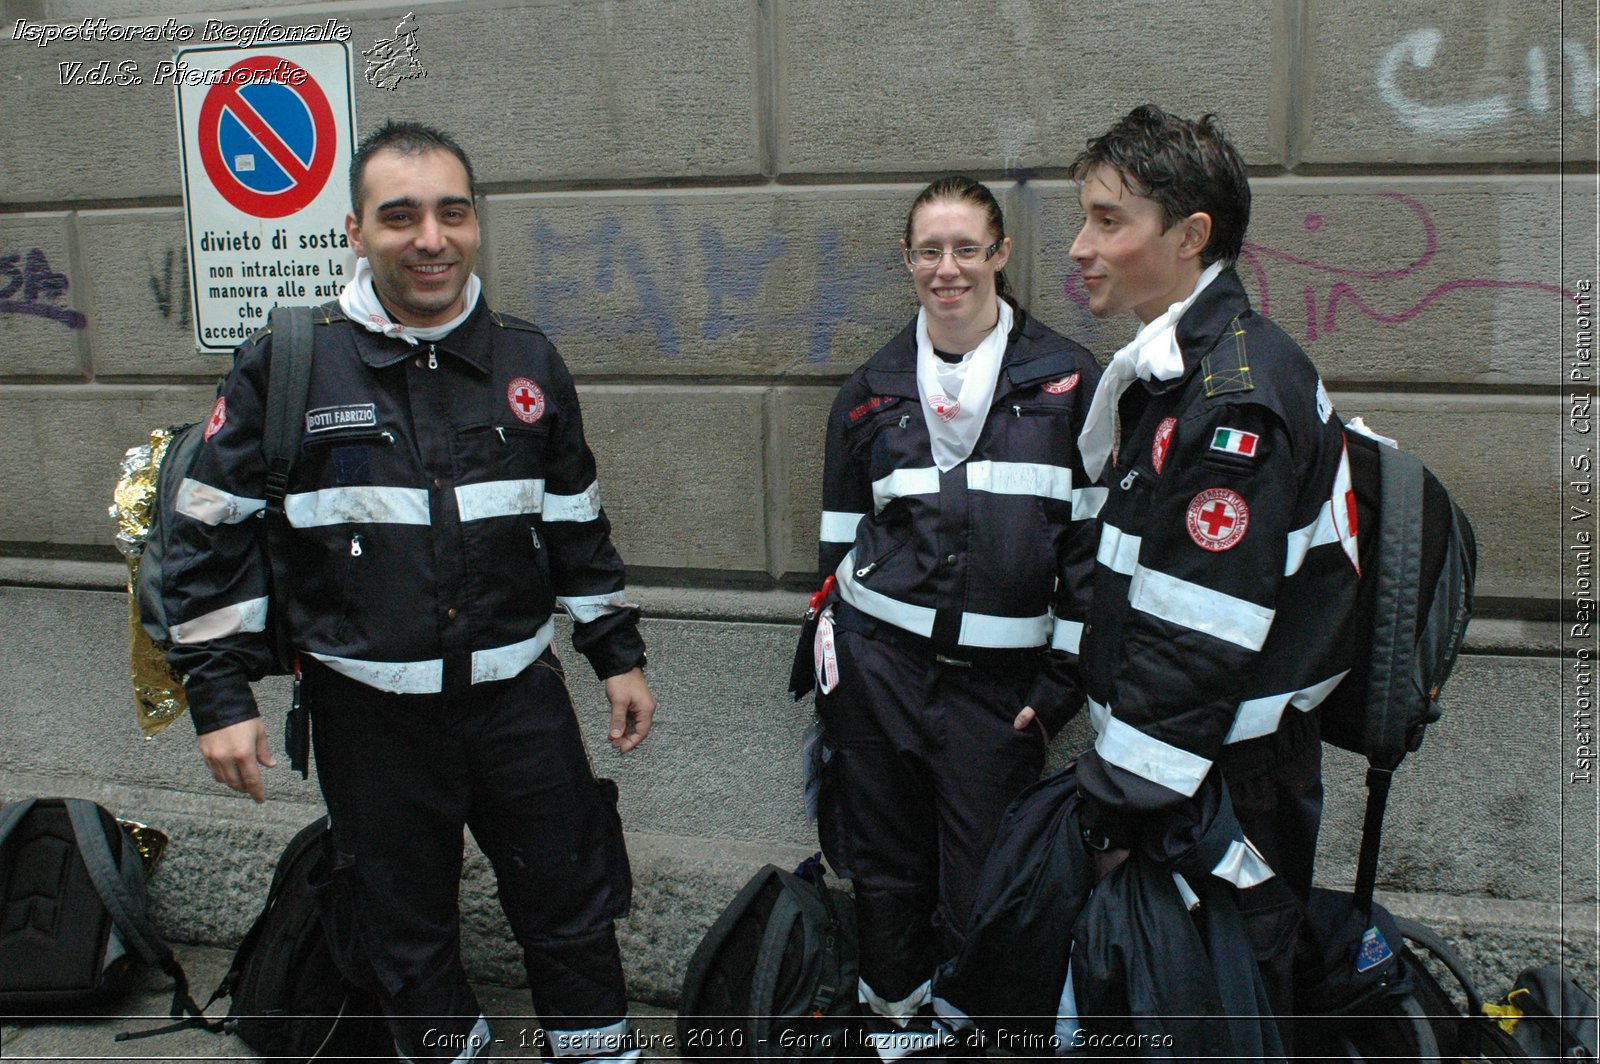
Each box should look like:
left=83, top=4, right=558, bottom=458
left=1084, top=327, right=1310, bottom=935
left=1063, top=192, right=1575, bottom=342
left=0, top=248, right=87, bottom=329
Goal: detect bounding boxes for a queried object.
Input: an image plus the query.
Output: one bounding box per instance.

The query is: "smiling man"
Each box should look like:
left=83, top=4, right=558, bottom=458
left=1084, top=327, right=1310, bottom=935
left=1067, top=106, right=1361, bottom=1040
left=164, top=121, right=655, bottom=1062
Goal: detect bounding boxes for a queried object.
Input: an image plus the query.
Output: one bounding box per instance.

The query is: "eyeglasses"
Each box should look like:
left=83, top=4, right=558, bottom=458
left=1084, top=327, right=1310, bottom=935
left=903, top=242, right=1002, bottom=270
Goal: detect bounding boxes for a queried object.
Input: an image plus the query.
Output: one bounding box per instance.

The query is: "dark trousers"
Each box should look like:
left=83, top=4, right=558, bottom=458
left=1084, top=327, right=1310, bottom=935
left=306, top=650, right=632, bottom=1061
left=815, top=625, right=1047, bottom=1021
left=1219, top=706, right=1325, bottom=1052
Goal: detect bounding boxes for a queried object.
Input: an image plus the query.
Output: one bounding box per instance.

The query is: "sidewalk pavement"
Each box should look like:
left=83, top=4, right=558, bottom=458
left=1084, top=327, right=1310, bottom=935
left=1, top=941, right=680, bottom=1062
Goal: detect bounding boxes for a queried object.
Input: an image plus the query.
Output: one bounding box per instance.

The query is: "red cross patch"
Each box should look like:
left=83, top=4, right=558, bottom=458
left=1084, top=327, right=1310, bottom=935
left=203, top=396, right=227, bottom=441
left=1041, top=372, right=1080, bottom=395
left=1186, top=488, right=1249, bottom=552
left=1152, top=417, right=1177, bottom=475
left=927, top=394, right=960, bottom=422
left=507, top=378, right=545, bottom=424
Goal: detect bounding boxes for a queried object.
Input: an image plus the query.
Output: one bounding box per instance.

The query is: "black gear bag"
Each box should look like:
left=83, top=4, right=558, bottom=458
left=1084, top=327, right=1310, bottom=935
left=677, top=855, right=861, bottom=1061
left=0, top=797, right=212, bottom=1029
left=205, top=815, right=391, bottom=1062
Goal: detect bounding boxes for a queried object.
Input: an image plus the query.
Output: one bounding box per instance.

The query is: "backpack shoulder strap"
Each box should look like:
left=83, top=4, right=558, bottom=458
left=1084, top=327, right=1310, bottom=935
left=1365, top=443, right=1429, bottom=769
left=262, top=305, right=316, bottom=510
left=62, top=800, right=220, bottom=1032
left=261, top=305, right=317, bottom=677
left=1394, top=915, right=1484, bottom=1016
left=1352, top=445, right=1430, bottom=916
left=0, top=798, right=38, bottom=850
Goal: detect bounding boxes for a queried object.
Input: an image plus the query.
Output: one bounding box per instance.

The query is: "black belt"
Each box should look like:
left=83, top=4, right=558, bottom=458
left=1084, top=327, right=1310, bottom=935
left=831, top=599, right=1046, bottom=668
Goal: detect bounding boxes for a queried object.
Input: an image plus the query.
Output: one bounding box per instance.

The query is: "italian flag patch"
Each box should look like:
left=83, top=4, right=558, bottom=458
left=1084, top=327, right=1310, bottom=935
left=1210, top=427, right=1259, bottom=457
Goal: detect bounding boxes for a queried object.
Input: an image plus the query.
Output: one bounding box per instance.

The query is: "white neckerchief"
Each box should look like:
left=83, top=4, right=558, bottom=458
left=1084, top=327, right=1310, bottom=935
left=337, top=257, right=482, bottom=345
left=916, top=298, right=1012, bottom=472
left=1078, top=261, right=1225, bottom=481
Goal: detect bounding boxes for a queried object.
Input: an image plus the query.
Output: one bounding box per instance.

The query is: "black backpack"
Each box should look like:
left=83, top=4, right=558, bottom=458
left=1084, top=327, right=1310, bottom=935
left=124, top=304, right=319, bottom=766
left=0, top=798, right=212, bottom=1029
left=1321, top=421, right=1478, bottom=915
left=1391, top=917, right=1597, bottom=1062
left=205, top=815, right=390, bottom=1062
left=677, top=855, right=860, bottom=1061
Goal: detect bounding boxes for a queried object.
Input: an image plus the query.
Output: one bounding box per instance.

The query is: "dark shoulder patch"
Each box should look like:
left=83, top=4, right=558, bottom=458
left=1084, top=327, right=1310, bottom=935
left=1202, top=315, right=1254, bottom=397
left=490, top=310, right=547, bottom=337
left=316, top=300, right=347, bottom=325
left=248, top=323, right=272, bottom=344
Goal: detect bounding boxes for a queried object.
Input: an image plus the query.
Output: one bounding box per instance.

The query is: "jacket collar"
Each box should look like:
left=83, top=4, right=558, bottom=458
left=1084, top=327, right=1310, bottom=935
left=1154, top=265, right=1253, bottom=389
left=865, top=302, right=1048, bottom=399
left=350, top=297, right=495, bottom=374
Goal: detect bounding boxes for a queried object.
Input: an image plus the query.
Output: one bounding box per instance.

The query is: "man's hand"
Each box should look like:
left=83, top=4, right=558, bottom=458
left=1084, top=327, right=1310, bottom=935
left=604, top=667, right=656, bottom=753
left=197, top=718, right=276, bottom=803
left=1013, top=705, right=1044, bottom=733
left=1093, top=847, right=1131, bottom=881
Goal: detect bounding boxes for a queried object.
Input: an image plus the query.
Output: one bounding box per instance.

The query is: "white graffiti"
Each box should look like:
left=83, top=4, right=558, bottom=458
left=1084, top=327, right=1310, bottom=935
left=1377, top=27, right=1595, bottom=134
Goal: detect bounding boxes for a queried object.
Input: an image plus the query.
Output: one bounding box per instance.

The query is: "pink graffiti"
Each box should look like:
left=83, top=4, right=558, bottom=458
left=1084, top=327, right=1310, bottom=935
left=1062, top=191, right=1577, bottom=343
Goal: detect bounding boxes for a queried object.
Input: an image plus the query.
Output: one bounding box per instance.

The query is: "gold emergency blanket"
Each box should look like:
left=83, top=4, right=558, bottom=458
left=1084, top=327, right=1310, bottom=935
left=110, top=428, right=188, bottom=737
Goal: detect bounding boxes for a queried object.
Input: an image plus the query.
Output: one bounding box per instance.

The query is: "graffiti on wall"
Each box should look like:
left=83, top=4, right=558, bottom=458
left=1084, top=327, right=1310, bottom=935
left=527, top=209, right=899, bottom=364
left=147, top=246, right=190, bottom=328
left=1063, top=191, right=1576, bottom=342
left=1378, top=27, right=1596, bottom=135
left=0, top=248, right=86, bottom=329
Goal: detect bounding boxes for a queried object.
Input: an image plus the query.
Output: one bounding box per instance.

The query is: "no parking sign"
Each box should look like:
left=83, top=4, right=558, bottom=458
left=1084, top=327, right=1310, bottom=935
left=175, top=42, right=356, bottom=351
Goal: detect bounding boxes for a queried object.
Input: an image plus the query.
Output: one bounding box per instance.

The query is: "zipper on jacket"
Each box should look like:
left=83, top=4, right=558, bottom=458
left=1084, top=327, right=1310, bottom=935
left=854, top=560, right=877, bottom=579
left=350, top=533, right=364, bottom=557
left=530, top=526, right=541, bottom=550
left=305, top=429, right=395, bottom=448
left=427, top=344, right=438, bottom=370
left=495, top=426, right=506, bottom=443
left=1120, top=468, right=1140, bottom=491
left=899, top=414, right=910, bottom=428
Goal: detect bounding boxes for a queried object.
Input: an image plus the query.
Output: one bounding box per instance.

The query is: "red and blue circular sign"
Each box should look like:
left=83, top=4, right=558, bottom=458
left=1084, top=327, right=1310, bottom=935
left=197, top=56, right=336, bottom=218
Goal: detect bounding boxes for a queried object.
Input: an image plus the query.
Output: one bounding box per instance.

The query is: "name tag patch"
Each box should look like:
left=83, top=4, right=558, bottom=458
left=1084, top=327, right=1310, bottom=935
left=306, top=403, right=378, bottom=434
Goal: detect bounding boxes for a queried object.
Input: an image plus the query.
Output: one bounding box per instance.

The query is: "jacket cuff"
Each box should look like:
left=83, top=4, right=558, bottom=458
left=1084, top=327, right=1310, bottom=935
left=1025, top=651, right=1084, bottom=740
left=573, top=608, right=647, bottom=680
left=183, top=670, right=261, bottom=736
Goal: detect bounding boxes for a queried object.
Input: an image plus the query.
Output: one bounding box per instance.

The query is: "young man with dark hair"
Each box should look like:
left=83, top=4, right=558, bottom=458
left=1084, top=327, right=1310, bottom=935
left=1067, top=104, right=1359, bottom=1026
left=167, top=120, right=655, bottom=1061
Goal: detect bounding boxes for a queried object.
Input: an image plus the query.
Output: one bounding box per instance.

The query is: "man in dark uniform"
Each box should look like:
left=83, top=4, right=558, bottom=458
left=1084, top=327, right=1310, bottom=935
left=1067, top=106, right=1360, bottom=1031
left=166, top=121, right=656, bottom=1062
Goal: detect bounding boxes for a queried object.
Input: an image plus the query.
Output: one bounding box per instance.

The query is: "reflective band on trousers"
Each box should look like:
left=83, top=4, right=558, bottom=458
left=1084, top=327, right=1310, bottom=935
left=307, top=617, right=556, bottom=694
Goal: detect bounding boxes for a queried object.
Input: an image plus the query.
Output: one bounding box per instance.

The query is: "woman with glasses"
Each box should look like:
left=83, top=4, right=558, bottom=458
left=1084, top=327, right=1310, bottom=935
left=804, top=176, right=1103, bottom=1057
